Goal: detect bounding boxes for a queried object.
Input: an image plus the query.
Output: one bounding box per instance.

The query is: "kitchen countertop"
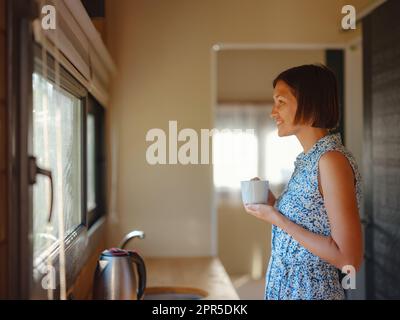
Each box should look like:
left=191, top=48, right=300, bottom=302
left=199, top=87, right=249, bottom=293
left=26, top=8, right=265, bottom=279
left=144, top=256, right=239, bottom=300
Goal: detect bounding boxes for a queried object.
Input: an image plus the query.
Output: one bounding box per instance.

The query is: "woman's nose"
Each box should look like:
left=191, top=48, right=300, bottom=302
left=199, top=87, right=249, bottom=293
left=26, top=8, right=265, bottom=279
left=270, top=105, right=279, bottom=119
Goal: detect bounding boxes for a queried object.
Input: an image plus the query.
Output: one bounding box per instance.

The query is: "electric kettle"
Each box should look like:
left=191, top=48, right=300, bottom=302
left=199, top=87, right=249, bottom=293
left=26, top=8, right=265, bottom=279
left=93, top=231, right=146, bottom=300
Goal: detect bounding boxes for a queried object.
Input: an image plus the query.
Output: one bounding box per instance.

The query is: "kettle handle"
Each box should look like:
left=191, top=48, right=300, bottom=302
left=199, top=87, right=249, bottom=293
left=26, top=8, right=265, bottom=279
left=128, top=251, right=146, bottom=300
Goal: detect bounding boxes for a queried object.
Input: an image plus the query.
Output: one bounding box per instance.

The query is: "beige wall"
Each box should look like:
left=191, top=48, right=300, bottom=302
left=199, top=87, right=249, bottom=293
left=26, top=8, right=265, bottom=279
left=104, top=0, right=369, bottom=257
left=218, top=49, right=325, bottom=102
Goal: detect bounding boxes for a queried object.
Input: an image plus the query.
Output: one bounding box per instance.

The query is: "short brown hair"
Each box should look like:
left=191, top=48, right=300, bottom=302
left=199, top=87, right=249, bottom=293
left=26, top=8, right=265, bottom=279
left=273, top=64, right=339, bottom=129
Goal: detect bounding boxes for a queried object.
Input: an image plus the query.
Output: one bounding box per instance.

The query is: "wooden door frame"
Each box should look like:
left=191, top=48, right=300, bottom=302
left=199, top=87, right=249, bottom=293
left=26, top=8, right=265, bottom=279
left=6, top=0, right=36, bottom=299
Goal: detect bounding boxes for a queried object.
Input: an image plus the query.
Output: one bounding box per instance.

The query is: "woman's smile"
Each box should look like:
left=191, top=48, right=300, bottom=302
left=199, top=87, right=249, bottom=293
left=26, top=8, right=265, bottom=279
left=272, top=115, right=284, bottom=126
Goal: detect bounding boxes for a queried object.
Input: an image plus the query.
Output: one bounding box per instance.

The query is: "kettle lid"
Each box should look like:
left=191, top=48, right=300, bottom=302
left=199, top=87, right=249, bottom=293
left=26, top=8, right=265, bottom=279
left=101, top=248, right=130, bottom=257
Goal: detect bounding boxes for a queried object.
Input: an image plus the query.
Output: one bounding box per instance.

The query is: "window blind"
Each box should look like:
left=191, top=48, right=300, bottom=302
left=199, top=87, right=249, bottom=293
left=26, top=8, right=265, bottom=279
left=32, top=0, right=116, bottom=107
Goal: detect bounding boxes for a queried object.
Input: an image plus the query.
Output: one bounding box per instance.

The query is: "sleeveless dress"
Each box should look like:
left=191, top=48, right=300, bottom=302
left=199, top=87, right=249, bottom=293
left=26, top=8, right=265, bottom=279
left=265, top=132, right=363, bottom=300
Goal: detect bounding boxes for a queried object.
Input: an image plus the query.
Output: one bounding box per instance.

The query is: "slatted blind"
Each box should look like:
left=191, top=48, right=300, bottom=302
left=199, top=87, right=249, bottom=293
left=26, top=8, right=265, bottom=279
left=32, top=0, right=116, bottom=107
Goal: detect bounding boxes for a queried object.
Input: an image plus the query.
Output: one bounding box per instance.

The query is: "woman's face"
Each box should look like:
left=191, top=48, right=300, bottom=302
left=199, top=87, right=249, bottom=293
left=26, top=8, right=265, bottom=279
left=271, top=80, right=301, bottom=137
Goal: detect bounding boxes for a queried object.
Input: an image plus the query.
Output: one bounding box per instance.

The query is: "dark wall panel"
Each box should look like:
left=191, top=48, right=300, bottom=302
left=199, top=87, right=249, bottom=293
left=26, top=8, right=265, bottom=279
left=326, top=50, right=345, bottom=143
left=363, top=0, right=400, bottom=299
left=81, top=0, right=105, bottom=18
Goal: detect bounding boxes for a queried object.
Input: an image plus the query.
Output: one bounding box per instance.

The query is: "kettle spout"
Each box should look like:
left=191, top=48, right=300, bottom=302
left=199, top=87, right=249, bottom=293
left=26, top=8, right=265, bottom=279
left=118, top=230, right=145, bottom=249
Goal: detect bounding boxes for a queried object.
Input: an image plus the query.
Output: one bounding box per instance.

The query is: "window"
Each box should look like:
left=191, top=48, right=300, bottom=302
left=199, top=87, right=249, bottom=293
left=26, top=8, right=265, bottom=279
left=213, top=129, right=258, bottom=189
left=264, top=130, right=303, bottom=185
left=32, top=72, right=84, bottom=259
left=87, top=114, right=97, bottom=212
left=213, top=104, right=302, bottom=200
left=30, top=45, right=106, bottom=292
left=86, top=96, right=106, bottom=227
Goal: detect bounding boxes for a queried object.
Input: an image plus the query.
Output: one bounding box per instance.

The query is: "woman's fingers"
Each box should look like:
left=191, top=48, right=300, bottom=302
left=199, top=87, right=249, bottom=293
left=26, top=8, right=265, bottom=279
left=245, top=204, right=260, bottom=211
left=245, top=204, right=267, bottom=218
left=244, top=204, right=261, bottom=218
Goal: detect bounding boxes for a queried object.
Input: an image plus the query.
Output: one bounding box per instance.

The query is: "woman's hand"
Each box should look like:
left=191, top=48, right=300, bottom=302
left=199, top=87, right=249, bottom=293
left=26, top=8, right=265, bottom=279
left=244, top=203, right=281, bottom=226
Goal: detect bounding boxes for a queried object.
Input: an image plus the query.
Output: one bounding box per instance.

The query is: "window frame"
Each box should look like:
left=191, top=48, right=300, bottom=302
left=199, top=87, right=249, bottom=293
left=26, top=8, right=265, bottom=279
left=86, top=95, right=106, bottom=228
left=7, top=0, right=108, bottom=299
left=7, top=0, right=34, bottom=299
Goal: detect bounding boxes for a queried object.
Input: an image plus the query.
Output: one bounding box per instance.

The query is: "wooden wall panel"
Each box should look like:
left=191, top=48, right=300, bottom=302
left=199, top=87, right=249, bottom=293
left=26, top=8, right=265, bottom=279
left=0, top=0, right=4, bottom=31
left=0, top=0, right=6, bottom=240
left=0, top=169, right=6, bottom=243
left=0, top=0, right=8, bottom=299
left=68, top=236, right=106, bottom=300
left=0, top=32, right=4, bottom=106
left=0, top=244, right=7, bottom=298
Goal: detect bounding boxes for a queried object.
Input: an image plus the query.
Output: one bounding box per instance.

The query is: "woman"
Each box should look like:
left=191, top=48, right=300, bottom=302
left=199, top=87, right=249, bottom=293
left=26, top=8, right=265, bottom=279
left=244, top=64, right=363, bottom=300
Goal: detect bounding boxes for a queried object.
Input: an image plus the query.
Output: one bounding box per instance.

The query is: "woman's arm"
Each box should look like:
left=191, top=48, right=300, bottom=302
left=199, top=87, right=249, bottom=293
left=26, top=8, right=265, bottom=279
left=245, top=151, right=363, bottom=271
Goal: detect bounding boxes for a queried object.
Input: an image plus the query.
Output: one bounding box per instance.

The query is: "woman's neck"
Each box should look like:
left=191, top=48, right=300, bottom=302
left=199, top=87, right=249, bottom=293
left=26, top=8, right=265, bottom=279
left=296, top=127, right=329, bottom=154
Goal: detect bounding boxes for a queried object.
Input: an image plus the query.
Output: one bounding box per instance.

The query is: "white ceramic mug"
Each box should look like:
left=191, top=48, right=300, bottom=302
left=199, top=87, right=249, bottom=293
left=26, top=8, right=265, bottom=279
left=240, top=180, right=269, bottom=205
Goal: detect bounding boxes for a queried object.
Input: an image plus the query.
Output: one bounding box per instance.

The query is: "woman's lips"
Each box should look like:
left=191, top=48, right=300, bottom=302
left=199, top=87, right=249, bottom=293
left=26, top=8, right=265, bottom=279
left=276, top=119, right=283, bottom=126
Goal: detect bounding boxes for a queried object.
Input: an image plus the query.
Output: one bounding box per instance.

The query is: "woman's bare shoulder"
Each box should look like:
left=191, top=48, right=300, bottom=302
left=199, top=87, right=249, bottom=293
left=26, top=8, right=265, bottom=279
left=319, top=150, right=354, bottom=180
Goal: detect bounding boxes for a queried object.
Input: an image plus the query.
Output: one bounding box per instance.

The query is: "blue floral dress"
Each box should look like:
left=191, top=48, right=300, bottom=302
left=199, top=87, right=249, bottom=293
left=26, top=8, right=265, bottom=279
left=265, top=132, right=363, bottom=300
